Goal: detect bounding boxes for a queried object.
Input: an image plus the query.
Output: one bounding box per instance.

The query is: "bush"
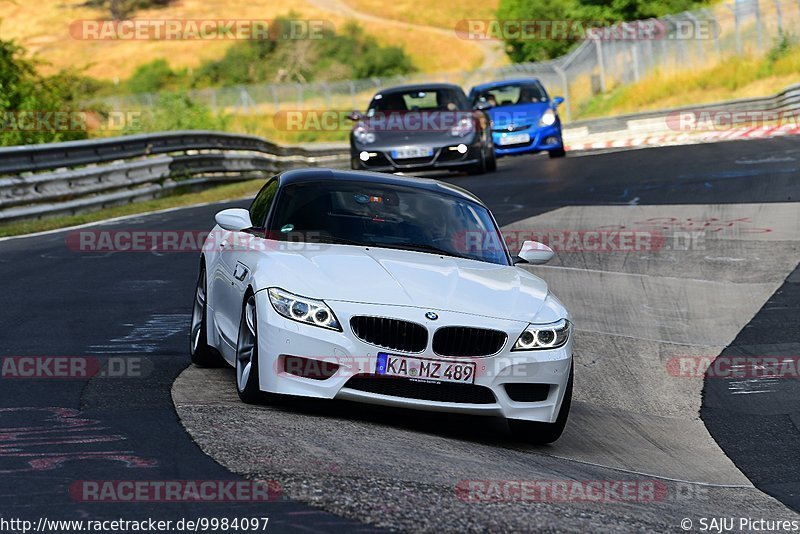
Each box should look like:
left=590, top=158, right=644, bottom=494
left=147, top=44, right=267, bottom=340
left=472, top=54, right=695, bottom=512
left=497, top=0, right=711, bottom=62
left=0, top=40, right=89, bottom=146
left=126, top=59, right=186, bottom=93
left=188, top=18, right=415, bottom=88
left=124, top=92, right=228, bottom=134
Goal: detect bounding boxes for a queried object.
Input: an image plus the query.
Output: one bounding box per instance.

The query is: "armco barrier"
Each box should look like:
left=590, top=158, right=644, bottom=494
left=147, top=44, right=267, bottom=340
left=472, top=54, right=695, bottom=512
left=0, top=131, right=350, bottom=223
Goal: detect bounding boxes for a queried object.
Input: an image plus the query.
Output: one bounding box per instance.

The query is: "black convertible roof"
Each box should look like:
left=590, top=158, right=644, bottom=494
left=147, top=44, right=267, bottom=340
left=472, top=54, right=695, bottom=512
left=277, top=168, right=485, bottom=207
left=375, top=83, right=465, bottom=95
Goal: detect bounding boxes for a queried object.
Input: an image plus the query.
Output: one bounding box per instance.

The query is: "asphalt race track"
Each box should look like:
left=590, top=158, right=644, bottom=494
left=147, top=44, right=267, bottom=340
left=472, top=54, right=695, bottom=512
left=1, top=136, right=799, bottom=532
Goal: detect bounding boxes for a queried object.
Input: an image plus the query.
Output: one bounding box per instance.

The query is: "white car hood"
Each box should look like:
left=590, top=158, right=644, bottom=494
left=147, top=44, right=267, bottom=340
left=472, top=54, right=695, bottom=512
left=261, top=244, right=552, bottom=321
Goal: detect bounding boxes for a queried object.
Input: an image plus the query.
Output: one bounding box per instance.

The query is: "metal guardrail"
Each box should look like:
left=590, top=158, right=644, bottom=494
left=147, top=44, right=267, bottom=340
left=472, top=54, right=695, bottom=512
left=2, top=83, right=798, bottom=224
left=564, top=84, right=800, bottom=146
left=0, top=131, right=350, bottom=223
left=565, top=83, right=800, bottom=135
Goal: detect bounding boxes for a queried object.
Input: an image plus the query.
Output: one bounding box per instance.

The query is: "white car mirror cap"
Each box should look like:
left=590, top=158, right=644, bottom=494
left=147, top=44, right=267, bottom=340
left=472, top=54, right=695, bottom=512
left=215, top=208, right=253, bottom=232
left=517, top=240, right=554, bottom=265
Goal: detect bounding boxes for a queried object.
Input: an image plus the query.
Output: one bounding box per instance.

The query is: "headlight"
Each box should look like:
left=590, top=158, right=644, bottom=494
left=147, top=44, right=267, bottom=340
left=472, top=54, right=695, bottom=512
left=450, top=116, right=475, bottom=137
left=353, top=123, right=376, bottom=144
left=512, top=319, right=571, bottom=351
left=268, top=288, right=342, bottom=331
left=539, top=109, right=556, bottom=126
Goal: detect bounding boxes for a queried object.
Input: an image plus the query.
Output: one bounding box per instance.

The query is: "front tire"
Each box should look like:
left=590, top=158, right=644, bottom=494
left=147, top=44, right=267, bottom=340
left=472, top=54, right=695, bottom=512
left=190, top=265, right=224, bottom=367
left=508, top=362, right=573, bottom=444
left=466, top=146, right=488, bottom=175
left=548, top=144, right=566, bottom=158
left=236, top=293, right=264, bottom=404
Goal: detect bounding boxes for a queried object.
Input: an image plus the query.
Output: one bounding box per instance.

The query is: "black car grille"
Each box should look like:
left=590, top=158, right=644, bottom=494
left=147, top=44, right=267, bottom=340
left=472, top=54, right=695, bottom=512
left=350, top=316, right=428, bottom=353
left=344, top=374, right=496, bottom=404
left=432, top=327, right=507, bottom=357
left=390, top=155, right=437, bottom=166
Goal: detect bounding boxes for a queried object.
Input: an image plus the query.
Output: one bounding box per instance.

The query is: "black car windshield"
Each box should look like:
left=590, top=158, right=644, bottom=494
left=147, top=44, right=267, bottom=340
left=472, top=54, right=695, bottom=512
left=368, top=88, right=470, bottom=114
left=268, top=181, right=509, bottom=265
left=473, top=82, right=548, bottom=107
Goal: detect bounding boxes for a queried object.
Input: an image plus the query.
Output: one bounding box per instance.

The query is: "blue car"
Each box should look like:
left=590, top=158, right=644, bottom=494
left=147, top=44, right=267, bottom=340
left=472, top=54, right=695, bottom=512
left=468, top=79, right=566, bottom=158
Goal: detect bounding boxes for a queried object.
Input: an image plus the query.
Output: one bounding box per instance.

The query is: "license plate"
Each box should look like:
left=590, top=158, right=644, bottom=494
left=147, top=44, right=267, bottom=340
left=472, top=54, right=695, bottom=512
left=391, top=147, right=433, bottom=159
left=376, top=353, right=476, bottom=384
left=498, top=133, right=530, bottom=146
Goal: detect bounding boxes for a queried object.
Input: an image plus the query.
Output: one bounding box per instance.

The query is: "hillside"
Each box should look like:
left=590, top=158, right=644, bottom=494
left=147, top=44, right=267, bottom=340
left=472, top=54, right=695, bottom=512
left=0, top=0, right=503, bottom=81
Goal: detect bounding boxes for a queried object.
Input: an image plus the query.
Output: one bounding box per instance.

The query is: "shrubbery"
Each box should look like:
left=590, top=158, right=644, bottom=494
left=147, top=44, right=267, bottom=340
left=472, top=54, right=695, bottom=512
left=119, top=19, right=416, bottom=92
left=0, top=40, right=91, bottom=146
left=497, top=0, right=711, bottom=62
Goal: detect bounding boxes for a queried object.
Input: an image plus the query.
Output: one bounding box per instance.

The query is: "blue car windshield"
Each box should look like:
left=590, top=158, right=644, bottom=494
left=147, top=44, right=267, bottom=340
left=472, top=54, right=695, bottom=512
left=268, top=181, right=509, bottom=265
left=473, top=83, right=548, bottom=107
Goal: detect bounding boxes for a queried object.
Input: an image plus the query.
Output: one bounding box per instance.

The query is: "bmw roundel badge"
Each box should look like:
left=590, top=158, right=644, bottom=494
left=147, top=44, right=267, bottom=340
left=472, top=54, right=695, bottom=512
left=425, top=312, right=439, bottom=321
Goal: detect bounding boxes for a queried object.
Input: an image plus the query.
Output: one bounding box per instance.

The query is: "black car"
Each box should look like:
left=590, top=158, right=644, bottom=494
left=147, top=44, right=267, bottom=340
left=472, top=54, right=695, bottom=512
left=348, top=83, right=496, bottom=175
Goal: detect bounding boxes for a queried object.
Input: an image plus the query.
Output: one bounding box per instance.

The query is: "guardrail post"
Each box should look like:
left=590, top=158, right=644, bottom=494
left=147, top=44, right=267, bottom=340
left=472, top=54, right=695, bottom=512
left=684, top=12, right=704, bottom=66
left=726, top=3, right=742, bottom=55
left=552, top=65, right=571, bottom=122
left=271, top=86, right=279, bottom=113
left=348, top=81, right=356, bottom=111
left=593, top=39, right=607, bottom=93
left=755, top=0, right=764, bottom=51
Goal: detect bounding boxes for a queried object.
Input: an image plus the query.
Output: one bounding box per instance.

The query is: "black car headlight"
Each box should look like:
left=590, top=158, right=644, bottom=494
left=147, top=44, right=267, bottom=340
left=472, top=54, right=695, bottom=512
left=450, top=116, right=475, bottom=137
left=268, top=288, right=342, bottom=331
left=353, top=124, right=376, bottom=144
left=512, top=319, right=571, bottom=351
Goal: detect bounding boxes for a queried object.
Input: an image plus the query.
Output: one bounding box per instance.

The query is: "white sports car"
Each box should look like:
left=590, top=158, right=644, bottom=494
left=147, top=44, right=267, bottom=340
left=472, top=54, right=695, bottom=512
left=190, top=168, right=573, bottom=443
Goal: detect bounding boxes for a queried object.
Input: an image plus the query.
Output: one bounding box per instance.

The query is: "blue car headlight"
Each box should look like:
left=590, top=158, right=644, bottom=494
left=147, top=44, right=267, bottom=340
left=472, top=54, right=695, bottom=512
left=539, top=109, right=556, bottom=127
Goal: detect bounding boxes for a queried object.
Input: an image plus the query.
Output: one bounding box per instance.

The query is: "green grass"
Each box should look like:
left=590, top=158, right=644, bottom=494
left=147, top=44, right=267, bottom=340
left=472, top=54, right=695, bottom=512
left=0, top=178, right=267, bottom=238
left=575, top=35, right=800, bottom=120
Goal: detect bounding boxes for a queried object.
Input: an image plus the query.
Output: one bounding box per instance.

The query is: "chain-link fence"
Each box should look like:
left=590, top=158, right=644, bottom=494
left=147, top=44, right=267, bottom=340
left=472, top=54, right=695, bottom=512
left=91, top=0, right=798, bottom=124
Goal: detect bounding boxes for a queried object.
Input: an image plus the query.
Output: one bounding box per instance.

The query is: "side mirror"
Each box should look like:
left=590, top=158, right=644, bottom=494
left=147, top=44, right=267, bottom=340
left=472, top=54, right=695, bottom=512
left=552, top=96, right=564, bottom=107
left=515, top=240, right=554, bottom=265
left=215, top=208, right=253, bottom=232
left=474, top=101, right=491, bottom=111
left=346, top=110, right=363, bottom=121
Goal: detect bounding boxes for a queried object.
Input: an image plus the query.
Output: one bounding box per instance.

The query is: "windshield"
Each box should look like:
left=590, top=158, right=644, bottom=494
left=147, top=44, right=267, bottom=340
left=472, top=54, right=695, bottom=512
left=472, top=82, right=549, bottom=107
left=368, top=88, right=470, bottom=114
left=268, top=181, right=509, bottom=265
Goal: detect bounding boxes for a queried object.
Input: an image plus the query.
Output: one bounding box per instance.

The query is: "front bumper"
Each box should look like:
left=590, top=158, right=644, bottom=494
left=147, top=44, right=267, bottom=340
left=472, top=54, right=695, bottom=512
left=492, top=124, right=562, bottom=157
left=350, top=139, right=482, bottom=172
left=253, top=291, right=573, bottom=423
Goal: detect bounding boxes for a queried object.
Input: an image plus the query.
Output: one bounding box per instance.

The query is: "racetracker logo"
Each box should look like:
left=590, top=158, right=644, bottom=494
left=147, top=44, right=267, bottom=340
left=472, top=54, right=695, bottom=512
left=0, top=111, right=141, bottom=133
left=65, top=230, right=331, bottom=253
left=1, top=356, right=150, bottom=379
left=454, top=230, right=666, bottom=254
left=454, top=19, right=719, bottom=41
left=667, top=356, right=800, bottom=379
left=456, top=480, right=672, bottom=502
left=69, top=19, right=330, bottom=41
left=274, top=110, right=482, bottom=132
left=69, top=480, right=281, bottom=502
left=665, top=110, right=800, bottom=131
